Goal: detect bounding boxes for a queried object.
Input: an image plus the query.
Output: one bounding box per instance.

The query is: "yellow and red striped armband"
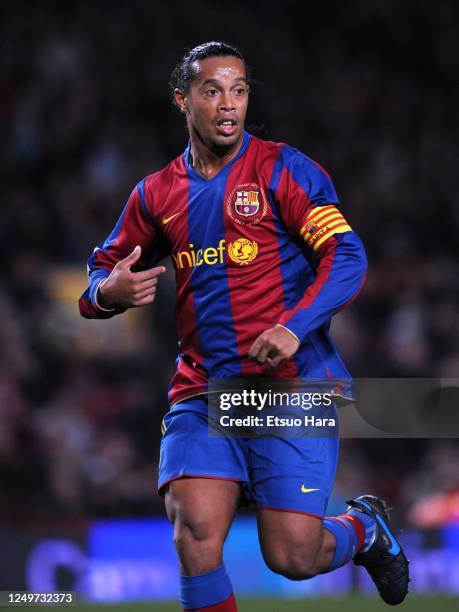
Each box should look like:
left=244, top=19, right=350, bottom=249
left=300, top=205, right=352, bottom=251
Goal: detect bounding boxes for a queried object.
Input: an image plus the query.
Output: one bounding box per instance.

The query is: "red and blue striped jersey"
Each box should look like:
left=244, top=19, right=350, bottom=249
left=79, top=132, right=367, bottom=406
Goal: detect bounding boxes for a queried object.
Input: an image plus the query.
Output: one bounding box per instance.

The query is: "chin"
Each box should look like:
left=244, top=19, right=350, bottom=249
left=212, top=131, right=242, bottom=150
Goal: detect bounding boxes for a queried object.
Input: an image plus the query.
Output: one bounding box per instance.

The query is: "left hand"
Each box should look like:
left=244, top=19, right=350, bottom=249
left=248, top=325, right=300, bottom=368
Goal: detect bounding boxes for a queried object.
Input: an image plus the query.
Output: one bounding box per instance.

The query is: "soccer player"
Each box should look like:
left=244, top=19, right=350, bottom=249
left=79, top=42, right=409, bottom=610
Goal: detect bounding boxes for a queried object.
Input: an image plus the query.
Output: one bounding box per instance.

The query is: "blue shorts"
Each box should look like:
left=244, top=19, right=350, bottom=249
left=158, top=396, right=339, bottom=517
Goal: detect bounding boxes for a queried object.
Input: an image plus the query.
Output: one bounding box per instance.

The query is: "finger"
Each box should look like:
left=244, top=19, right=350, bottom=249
left=248, top=336, right=265, bottom=361
left=255, top=342, right=272, bottom=365
left=132, top=266, right=166, bottom=282
left=121, top=245, right=142, bottom=267
left=133, top=278, right=159, bottom=293
left=133, top=286, right=157, bottom=301
left=132, top=293, right=156, bottom=307
left=267, top=355, right=284, bottom=368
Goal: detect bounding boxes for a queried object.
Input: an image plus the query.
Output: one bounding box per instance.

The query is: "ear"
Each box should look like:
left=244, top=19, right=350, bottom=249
left=174, top=88, right=188, bottom=114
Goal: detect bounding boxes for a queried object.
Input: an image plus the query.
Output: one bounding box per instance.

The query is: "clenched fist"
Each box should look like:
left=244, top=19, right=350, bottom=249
left=248, top=325, right=300, bottom=368
left=99, top=245, right=166, bottom=308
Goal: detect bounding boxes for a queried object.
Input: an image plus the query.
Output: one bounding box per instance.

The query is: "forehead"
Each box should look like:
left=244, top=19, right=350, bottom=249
left=190, top=56, right=246, bottom=86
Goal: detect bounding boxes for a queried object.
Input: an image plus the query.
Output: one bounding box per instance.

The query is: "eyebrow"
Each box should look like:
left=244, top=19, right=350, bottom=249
left=200, top=77, right=248, bottom=87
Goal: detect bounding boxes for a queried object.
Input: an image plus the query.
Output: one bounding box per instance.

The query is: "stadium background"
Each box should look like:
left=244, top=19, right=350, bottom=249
left=1, top=0, right=458, bottom=608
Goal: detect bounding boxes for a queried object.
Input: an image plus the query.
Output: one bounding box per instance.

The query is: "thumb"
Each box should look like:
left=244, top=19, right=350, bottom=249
left=122, top=245, right=142, bottom=267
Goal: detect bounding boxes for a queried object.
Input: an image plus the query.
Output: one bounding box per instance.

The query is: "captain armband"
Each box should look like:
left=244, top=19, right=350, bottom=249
left=300, top=205, right=352, bottom=251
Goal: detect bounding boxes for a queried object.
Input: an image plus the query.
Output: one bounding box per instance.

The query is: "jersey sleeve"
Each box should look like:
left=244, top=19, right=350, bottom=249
left=78, top=178, right=167, bottom=319
left=275, top=149, right=368, bottom=343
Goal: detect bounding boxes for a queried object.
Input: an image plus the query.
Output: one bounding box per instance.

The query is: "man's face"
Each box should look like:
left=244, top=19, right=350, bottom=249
left=175, top=56, right=249, bottom=152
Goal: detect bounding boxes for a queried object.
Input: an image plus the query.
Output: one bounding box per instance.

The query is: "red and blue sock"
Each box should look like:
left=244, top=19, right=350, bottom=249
left=323, top=510, right=377, bottom=570
left=180, top=564, right=237, bottom=611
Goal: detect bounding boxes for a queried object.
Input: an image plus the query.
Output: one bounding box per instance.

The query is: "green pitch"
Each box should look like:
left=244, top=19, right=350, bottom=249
left=19, top=596, right=459, bottom=611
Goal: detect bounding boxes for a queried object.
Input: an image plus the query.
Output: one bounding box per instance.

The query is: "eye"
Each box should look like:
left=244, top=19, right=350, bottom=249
left=205, top=88, right=218, bottom=97
left=234, top=87, right=247, bottom=95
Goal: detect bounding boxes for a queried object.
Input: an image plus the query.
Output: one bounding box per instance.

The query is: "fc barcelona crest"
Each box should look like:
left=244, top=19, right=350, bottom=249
left=235, top=190, right=260, bottom=217
left=227, top=182, right=267, bottom=226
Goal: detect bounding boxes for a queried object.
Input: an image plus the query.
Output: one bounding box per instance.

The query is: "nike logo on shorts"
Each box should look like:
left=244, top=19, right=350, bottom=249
left=301, top=484, right=320, bottom=493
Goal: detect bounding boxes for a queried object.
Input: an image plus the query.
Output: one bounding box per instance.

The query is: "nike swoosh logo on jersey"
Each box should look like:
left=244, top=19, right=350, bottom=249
left=301, top=485, right=320, bottom=493
left=162, top=210, right=185, bottom=225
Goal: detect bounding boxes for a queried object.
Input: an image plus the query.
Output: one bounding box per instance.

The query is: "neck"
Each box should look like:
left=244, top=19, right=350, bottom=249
left=188, top=128, right=244, bottom=180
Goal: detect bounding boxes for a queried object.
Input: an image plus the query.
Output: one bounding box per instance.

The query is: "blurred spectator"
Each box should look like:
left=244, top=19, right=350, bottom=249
left=0, top=0, right=457, bottom=519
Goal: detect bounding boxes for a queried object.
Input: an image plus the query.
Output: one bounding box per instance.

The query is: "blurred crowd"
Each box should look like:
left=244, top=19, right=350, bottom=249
left=0, top=1, right=458, bottom=521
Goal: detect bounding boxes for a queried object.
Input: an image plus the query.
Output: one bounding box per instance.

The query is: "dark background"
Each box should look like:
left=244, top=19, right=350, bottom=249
left=1, top=0, right=458, bottom=525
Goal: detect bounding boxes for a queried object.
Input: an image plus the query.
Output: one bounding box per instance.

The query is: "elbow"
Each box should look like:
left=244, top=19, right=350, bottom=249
left=341, top=236, right=368, bottom=302
left=347, top=233, right=368, bottom=285
left=357, top=247, right=368, bottom=284
left=348, top=244, right=368, bottom=301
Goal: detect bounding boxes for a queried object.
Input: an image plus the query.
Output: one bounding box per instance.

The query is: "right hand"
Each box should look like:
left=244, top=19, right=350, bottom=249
left=99, top=245, right=166, bottom=308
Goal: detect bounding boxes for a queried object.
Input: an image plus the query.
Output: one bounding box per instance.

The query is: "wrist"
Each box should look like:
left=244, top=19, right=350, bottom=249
left=95, top=280, right=117, bottom=312
left=275, top=324, right=301, bottom=346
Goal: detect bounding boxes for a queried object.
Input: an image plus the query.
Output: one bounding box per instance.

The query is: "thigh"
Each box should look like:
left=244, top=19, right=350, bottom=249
left=158, top=398, right=249, bottom=494
left=165, top=477, right=241, bottom=538
left=248, top=435, right=339, bottom=517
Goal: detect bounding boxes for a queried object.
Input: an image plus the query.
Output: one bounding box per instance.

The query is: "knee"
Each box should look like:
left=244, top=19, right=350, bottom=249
left=266, top=557, right=318, bottom=581
left=174, top=515, right=214, bottom=547
left=173, top=514, right=222, bottom=559
left=263, top=545, right=320, bottom=581
left=173, top=516, right=224, bottom=575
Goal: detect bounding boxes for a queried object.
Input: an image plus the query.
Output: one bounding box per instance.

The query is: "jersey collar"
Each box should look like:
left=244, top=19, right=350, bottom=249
left=183, top=131, right=251, bottom=182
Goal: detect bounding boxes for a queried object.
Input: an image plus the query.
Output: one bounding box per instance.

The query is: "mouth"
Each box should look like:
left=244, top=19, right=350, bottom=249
left=215, top=118, right=238, bottom=136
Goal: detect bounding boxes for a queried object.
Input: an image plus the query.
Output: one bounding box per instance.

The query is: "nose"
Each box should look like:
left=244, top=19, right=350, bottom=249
left=218, top=91, right=235, bottom=112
